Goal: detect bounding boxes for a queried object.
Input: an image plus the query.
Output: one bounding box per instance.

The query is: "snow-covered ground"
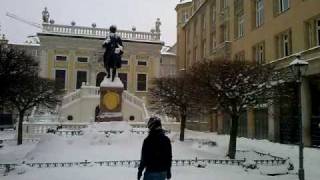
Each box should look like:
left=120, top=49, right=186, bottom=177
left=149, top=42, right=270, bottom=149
left=0, top=122, right=319, bottom=180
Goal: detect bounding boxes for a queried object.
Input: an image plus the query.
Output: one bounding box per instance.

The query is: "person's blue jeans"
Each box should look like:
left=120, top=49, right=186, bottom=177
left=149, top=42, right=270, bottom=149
left=143, top=171, right=167, bottom=180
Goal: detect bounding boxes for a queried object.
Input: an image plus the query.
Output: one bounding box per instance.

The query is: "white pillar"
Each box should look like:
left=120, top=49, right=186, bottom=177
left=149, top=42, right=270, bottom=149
left=268, top=101, right=280, bottom=142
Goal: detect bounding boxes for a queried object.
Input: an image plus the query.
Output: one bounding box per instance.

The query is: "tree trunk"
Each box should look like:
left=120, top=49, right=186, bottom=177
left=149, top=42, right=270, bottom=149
left=179, top=114, right=187, bottom=141
left=17, top=112, right=25, bottom=145
left=228, top=114, right=239, bottom=159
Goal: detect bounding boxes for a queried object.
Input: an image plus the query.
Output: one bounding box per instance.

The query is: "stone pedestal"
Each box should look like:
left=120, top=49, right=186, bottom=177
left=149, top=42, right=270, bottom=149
left=96, top=77, right=124, bottom=122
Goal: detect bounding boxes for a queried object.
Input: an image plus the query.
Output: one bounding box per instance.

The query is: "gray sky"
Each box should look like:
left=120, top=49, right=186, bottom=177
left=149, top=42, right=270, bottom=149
left=0, top=0, right=178, bottom=46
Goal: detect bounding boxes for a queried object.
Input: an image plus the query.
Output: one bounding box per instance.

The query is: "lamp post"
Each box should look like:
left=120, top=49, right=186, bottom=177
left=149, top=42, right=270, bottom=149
left=289, top=54, right=309, bottom=180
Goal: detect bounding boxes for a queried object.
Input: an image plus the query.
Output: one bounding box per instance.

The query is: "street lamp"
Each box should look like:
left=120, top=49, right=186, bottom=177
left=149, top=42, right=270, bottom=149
left=289, top=54, right=309, bottom=180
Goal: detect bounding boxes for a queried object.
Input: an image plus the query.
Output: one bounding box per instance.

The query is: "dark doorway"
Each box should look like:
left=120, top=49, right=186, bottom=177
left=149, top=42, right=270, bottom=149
left=96, top=72, right=106, bottom=86
left=310, top=78, right=320, bottom=147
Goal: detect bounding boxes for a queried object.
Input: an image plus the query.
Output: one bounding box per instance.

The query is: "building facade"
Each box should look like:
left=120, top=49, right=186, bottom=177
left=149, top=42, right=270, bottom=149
left=160, top=44, right=177, bottom=77
left=176, top=0, right=320, bottom=146
left=37, top=18, right=164, bottom=100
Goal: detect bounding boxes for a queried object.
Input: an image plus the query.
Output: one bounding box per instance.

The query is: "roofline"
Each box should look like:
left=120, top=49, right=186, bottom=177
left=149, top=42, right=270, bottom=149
left=37, top=33, right=165, bottom=45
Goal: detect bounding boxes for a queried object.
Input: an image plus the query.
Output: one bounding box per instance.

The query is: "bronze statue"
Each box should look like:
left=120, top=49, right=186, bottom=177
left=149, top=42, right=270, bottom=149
left=102, top=25, right=123, bottom=82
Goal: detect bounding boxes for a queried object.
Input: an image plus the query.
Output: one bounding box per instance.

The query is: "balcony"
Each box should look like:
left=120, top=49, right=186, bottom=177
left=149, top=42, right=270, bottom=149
left=210, top=41, right=232, bottom=59
left=42, top=23, right=161, bottom=42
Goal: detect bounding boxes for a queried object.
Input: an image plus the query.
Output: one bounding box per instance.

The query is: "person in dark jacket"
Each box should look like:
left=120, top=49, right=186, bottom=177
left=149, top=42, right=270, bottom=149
left=102, top=25, right=123, bottom=82
left=138, top=117, right=172, bottom=180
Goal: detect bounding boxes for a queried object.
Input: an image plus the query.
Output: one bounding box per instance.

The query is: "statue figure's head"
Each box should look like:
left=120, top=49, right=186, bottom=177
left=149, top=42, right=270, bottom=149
left=109, top=25, right=117, bottom=33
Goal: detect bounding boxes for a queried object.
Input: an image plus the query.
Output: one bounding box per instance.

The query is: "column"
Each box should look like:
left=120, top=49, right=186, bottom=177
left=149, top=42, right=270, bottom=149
left=301, top=77, right=312, bottom=146
left=268, top=101, right=280, bottom=142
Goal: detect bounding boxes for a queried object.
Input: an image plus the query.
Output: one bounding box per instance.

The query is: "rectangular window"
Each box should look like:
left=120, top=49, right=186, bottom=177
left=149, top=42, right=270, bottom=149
left=279, top=0, right=289, bottom=13
left=118, top=73, right=128, bottom=90
left=220, top=0, right=227, bottom=10
left=121, top=59, right=129, bottom=65
left=137, top=74, right=147, bottom=92
left=76, top=71, right=87, bottom=89
left=56, top=55, right=67, bottom=61
left=317, top=19, right=320, bottom=46
left=55, top=69, right=66, bottom=90
left=137, top=60, right=147, bottom=66
left=253, top=42, right=265, bottom=64
left=256, top=0, right=264, bottom=27
left=77, top=57, right=88, bottom=63
left=238, top=15, right=244, bottom=38
left=276, top=30, right=292, bottom=58
left=235, top=51, right=245, bottom=61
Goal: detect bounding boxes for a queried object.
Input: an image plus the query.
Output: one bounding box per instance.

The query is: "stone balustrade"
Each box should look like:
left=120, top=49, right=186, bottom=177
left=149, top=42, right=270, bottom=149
left=42, top=23, right=161, bottom=41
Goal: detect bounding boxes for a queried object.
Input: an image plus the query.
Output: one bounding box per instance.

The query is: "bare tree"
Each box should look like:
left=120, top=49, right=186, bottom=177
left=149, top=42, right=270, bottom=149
left=0, top=45, right=62, bottom=145
left=190, top=59, right=288, bottom=159
left=148, top=75, right=198, bottom=141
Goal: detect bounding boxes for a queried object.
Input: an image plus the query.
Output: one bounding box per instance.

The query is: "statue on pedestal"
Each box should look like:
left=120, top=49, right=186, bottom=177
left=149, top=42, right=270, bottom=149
left=155, top=18, right=161, bottom=33
left=42, top=7, right=50, bottom=23
left=102, top=25, right=124, bottom=82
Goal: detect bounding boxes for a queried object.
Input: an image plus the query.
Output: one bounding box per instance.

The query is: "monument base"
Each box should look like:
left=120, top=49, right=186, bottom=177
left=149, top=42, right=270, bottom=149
left=97, top=77, right=124, bottom=122
left=96, top=112, right=123, bottom=122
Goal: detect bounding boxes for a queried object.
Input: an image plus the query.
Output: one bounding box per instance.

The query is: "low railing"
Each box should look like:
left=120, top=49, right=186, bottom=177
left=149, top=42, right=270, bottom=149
left=0, top=157, right=288, bottom=170
left=42, top=23, right=161, bottom=41
left=23, top=122, right=89, bottom=137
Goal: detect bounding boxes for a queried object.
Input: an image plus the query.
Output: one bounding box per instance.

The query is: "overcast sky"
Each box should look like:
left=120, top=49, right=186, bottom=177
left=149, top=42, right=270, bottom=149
left=0, top=0, right=178, bottom=46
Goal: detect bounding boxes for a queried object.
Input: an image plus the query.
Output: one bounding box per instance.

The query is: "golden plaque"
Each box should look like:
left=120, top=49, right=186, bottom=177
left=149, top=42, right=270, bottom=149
left=103, top=91, right=120, bottom=110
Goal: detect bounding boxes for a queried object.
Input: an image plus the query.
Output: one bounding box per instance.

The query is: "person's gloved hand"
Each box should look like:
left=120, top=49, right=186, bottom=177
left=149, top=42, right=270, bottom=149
left=137, top=170, right=142, bottom=180
left=115, top=45, right=123, bottom=54
left=167, top=170, right=171, bottom=179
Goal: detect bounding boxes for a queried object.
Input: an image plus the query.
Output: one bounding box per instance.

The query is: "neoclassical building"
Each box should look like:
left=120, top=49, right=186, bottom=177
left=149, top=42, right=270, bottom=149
left=176, top=0, right=320, bottom=146
left=37, top=10, right=164, bottom=100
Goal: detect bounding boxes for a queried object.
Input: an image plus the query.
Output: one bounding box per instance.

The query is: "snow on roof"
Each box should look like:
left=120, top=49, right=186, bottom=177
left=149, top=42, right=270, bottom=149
left=10, top=43, right=40, bottom=47
left=289, top=59, right=309, bottom=66
left=177, top=0, right=192, bottom=5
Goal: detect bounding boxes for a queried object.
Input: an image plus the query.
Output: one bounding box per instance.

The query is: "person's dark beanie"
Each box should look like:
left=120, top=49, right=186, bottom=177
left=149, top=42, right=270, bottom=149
left=147, top=116, right=162, bottom=130
left=110, top=25, right=117, bottom=33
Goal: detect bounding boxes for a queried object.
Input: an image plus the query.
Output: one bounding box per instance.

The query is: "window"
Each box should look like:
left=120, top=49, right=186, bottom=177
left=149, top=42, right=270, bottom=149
left=253, top=42, right=265, bottom=64
left=283, top=34, right=289, bottom=57
left=317, top=19, right=320, bottom=46
left=121, top=59, right=129, bottom=65
left=56, top=55, right=67, bottom=61
left=183, top=11, right=189, bottom=23
left=55, top=69, right=66, bottom=90
left=220, top=0, right=227, bottom=10
left=238, top=15, right=244, bottom=38
left=305, top=18, right=320, bottom=48
left=211, top=7, right=216, bottom=25
left=275, top=30, right=292, bottom=58
left=76, top=71, right=87, bottom=89
left=118, top=73, right=128, bottom=90
left=256, top=0, right=264, bottom=27
left=235, top=51, right=245, bottom=61
left=279, top=0, right=289, bottom=13
left=77, top=57, right=88, bottom=63
left=137, top=74, right=147, bottom=92
left=137, top=60, right=147, bottom=66
left=32, top=50, right=38, bottom=57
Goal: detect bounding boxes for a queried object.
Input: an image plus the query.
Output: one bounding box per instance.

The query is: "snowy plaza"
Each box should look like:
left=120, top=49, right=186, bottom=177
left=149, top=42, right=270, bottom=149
left=1, top=0, right=320, bottom=180
left=1, top=122, right=320, bottom=180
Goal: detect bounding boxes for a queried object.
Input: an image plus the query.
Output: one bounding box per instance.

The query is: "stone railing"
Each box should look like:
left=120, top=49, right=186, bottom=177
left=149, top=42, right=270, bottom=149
left=42, top=23, right=161, bottom=41
left=62, top=89, right=81, bottom=106
left=123, top=91, right=149, bottom=119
